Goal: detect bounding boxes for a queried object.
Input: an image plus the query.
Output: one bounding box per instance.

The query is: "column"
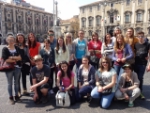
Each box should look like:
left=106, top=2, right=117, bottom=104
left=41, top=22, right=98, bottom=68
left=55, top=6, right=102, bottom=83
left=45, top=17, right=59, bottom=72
left=23, top=10, right=26, bottom=33
left=85, top=8, right=88, bottom=37
left=144, top=0, right=148, bottom=33
left=93, top=6, right=96, bottom=31
left=131, top=0, right=136, bottom=26
left=13, top=7, right=17, bottom=34
left=47, top=15, right=50, bottom=30
left=32, top=12, right=35, bottom=32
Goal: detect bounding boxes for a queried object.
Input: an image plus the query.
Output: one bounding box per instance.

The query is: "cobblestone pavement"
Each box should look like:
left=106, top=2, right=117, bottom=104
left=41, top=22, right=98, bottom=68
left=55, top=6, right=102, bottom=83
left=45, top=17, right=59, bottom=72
left=0, top=45, right=150, bottom=113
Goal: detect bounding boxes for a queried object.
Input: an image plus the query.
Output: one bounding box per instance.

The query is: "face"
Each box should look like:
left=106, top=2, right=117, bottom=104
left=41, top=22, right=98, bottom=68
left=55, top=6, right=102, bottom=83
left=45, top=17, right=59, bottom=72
left=58, top=38, right=63, bottom=46
left=66, top=35, right=71, bottom=42
left=44, top=41, right=50, bottom=47
left=92, top=34, right=98, bottom=41
left=48, top=32, right=54, bottom=40
left=82, top=57, right=89, bottom=65
left=124, top=67, right=132, bottom=74
left=29, top=34, right=35, bottom=42
left=127, top=29, right=133, bottom=37
left=78, top=31, right=84, bottom=39
left=117, top=37, right=123, bottom=44
left=18, top=35, right=24, bottom=43
left=137, top=34, right=144, bottom=42
left=106, top=34, right=111, bottom=41
left=7, top=37, right=15, bottom=45
left=35, top=60, right=43, bottom=67
left=61, top=63, right=68, bottom=72
left=101, top=59, right=108, bottom=68
left=115, top=29, right=120, bottom=34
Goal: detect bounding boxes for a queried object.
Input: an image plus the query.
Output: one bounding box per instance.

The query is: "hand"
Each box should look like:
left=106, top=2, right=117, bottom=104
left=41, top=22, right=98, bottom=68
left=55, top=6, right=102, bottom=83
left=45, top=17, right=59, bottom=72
left=124, top=93, right=129, bottom=100
left=33, top=93, right=39, bottom=101
left=30, top=84, right=37, bottom=91
left=98, top=86, right=103, bottom=92
left=146, top=65, right=150, bottom=72
left=121, top=58, right=126, bottom=63
left=117, top=58, right=121, bottom=62
left=65, top=87, right=69, bottom=92
left=120, top=88, right=127, bottom=93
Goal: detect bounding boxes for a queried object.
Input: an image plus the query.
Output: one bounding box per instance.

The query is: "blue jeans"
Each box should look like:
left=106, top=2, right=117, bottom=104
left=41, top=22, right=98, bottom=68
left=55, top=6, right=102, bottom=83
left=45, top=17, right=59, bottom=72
left=5, top=67, right=21, bottom=97
left=113, top=65, right=124, bottom=77
left=91, top=87, right=115, bottom=109
left=79, top=85, right=93, bottom=98
left=134, top=64, right=146, bottom=92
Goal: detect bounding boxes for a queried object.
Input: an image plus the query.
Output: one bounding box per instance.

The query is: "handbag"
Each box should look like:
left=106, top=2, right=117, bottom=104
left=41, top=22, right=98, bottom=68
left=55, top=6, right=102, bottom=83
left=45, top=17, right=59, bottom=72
left=0, top=58, right=15, bottom=72
left=90, top=50, right=99, bottom=64
left=99, top=81, right=112, bottom=95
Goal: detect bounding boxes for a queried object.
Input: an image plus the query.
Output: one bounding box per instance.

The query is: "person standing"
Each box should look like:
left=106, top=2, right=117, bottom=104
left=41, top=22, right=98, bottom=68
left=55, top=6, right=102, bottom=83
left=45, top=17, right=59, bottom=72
left=112, top=27, right=122, bottom=43
left=64, top=32, right=76, bottom=71
left=16, top=33, right=30, bottom=96
left=40, top=39, right=55, bottom=94
left=2, top=35, right=22, bottom=104
left=30, top=55, right=50, bottom=104
left=28, top=33, right=41, bottom=85
left=47, top=29, right=57, bottom=49
left=88, top=32, right=102, bottom=69
left=134, top=31, right=150, bottom=99
left=73, top=30, right=88, bottom=69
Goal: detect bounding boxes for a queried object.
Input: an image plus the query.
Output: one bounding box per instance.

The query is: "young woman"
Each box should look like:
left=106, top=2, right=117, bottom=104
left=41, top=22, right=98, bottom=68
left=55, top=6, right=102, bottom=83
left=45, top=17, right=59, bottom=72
left=56, top=61, right=76, bottom=105
left=77, top=55, right=95, bottom=101
left=115, top=64, right=140, bottom=107
left=40, top=39, right=55, bottom=93
left=112, top=34, right=133, bottom=76
left=28, top=33, right=41, bottom=85
left=88, top=32, right=102, bottom=69
left=16, top=33, right=30, bottom=96
left=112, top=27, right=122, bottom=43
left=91, top=57, right=117, bottom=109
left=55, top=36, right=69, bottom=72
left=2, top=35, right=22, bottom=104
left=101, top=33, right=114, bottom=61
left=64, top=32, right=75, bottom=71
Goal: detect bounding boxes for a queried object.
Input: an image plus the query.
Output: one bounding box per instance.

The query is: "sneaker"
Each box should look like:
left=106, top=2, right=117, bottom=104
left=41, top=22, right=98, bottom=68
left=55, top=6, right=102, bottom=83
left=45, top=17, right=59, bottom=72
left=87, top=96, right=92, bottom=103
left=9, top=97, right=15, bottom=105
left=23, top=90, right=30, bottom=96
left=18, top=92, right=21, bottom=97
left=140, top=93, right=145, bottom=100
left=14, top=96, right=21, bottom=102
left=128, top=101, right=134, bottom=107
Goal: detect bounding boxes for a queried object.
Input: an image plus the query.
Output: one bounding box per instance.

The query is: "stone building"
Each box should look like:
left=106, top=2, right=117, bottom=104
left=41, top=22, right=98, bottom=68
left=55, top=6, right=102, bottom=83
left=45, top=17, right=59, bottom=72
left=60, top=15, right=79, bottom=39
left=79, top=0, right=150, bottom=39
left=0, top=1, right=54, bottom=39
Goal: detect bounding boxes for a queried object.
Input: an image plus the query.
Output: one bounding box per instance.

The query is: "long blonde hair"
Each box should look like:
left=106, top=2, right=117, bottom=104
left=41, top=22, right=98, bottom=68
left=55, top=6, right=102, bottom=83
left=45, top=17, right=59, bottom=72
left=64, top=32, right=73, bottom=45
left=99, top=57, right=111, bottom=72
left=114, top=34, right=125, bottom=52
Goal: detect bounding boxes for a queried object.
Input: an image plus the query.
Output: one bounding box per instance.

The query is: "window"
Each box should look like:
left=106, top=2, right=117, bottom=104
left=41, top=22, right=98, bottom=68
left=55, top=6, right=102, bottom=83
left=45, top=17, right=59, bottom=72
left=97, top=5, right=100, bottom=11
left=148, top=28, right=150, bottom=34
left=89, top=30, right=92, bottom=36
left=110, top=3, right=113, bottom=8
left=110, top=13, right=114, bottom=23
left=81, top=18, right=86, bottom=27
left=90, top=6, right=92, bottom=12
left=138, top=0, right=142, bottom=4
left=126, top=0, right=130, bottom=5
left=125, top=14, right=130, bottom=23
left=82, top=8, right=84, bottom=13
left=96, top=16, right=101, bottom=26
left=88, top=17, right=93, bottom=26
left=137, top=13, right=143, bottom=22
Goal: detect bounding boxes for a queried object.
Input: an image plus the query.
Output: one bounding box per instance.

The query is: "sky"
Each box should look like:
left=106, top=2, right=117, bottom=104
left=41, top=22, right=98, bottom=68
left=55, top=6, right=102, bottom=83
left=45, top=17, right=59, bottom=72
left=6, top=0, right=98, bottom=20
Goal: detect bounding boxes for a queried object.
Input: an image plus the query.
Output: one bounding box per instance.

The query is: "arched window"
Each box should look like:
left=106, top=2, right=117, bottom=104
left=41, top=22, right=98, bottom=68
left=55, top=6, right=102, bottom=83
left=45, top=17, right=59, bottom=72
left=124, top=11, right=132, bottom=23
left=88, top=16, right=93, bottom=27
left=126, top=0, right=130, bottom=5
left=96, top=15, right=101, bottom=26
left=81, top=17, right=86, bottom=27
left=88, top=30, right=93, bottom=36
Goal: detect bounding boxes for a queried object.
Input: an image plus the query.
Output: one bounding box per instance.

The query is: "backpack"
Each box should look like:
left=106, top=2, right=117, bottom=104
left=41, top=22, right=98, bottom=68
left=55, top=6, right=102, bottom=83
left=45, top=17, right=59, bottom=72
left=55, top=91, right=71, bottom=107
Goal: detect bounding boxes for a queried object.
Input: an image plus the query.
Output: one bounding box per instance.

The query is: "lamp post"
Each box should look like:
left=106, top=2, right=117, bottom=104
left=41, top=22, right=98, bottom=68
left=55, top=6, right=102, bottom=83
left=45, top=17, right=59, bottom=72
left=53, top=0, right=58, bottom=38
left=102, top=0, right=107, bottom=40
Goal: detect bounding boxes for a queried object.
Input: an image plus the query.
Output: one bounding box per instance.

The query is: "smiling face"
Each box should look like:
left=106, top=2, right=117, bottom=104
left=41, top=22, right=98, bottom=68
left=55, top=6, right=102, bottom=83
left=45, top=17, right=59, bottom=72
left=17, top=35, right=24, bottom=44
left=58, top=38, right=63, bottom=46
left=61, top=63, right=68, bottom=73
left=127, top=29, right=133, bottom=37
left=82, top=57, right=89, bottom=65
left=7, top=36, right=15, bottom=45
left=78, top=31, right=84, bottom=39
left=29, top=34, right=35, bottom=42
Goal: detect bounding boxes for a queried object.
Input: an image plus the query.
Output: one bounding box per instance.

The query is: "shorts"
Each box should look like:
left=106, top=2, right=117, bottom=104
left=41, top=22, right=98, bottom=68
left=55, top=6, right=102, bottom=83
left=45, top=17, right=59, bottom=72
left=37, top=83, right=49, bottom=99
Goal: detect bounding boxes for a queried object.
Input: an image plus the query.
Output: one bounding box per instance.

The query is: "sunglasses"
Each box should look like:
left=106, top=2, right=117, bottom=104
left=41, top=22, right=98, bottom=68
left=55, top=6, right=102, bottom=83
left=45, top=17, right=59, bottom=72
left=138, top=36, right=144, bottom=38
left=102, top=62, right=108, bottom=64
left=49, top=34, right=54, bottom=36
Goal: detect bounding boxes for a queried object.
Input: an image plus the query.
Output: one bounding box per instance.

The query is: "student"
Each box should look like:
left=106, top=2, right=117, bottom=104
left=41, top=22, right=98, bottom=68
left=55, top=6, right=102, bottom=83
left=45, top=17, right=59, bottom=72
left=77, top=55, right=95, bottom=101
left=101, top=33, right=114, bottom=60
left=134, top=31, right=150, bottom=99
left=112, top=34, right=133, bottom=76
left=56, top=61, right=76, bottom=105
left=112, top=27, right=122, bottom=43
left=88, top=32, right=102, bottom=69
left=28, top=33, right=41, bottom=85
left=47, top=29, right=57, bottom=49
left=64, top=32, right=76, bottom=71
left=16, top=33, right=30, bottom=96
left=30, top=55, right=50, bottom=104
left=91, top=57, right=117, bottom=109
left=2, top=35, right=22, bottom=104
left=115, top=64, right=140, bottom=107
left=40, top=39, right=55, bottom=94
left=73, top=30, right=88, bottom=69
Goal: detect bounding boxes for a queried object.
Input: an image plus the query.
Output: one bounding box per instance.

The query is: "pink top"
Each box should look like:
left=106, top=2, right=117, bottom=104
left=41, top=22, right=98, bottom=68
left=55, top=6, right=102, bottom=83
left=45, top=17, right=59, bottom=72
left=57, top=71, right=75, bottom=88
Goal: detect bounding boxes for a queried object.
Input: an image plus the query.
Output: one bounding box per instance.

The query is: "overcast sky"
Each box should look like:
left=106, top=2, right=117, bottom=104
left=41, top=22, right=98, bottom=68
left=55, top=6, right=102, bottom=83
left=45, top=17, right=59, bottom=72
left=6, top=0, right=98, bottom=20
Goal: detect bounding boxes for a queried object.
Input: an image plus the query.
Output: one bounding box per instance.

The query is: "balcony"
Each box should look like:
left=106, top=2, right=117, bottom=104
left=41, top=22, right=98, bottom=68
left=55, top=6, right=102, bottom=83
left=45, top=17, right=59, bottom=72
left=88, top=25, right=93, bottom=29
left=135, top=21, right=143, bottom=27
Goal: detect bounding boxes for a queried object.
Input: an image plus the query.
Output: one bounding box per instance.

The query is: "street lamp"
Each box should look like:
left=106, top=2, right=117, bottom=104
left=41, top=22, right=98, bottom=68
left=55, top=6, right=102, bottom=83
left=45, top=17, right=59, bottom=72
left=102, top=0, right=107, bottom=39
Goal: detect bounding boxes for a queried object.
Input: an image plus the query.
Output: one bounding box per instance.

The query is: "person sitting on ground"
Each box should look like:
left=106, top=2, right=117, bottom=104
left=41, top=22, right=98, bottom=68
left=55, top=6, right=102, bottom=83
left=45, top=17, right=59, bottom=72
left=30, top=55, right=50, bottom=104
left=55, top=61, right=76, bottom=105
left=91, top=57, right=117, bottom=109
left=115, top=64, right=140, bottom=107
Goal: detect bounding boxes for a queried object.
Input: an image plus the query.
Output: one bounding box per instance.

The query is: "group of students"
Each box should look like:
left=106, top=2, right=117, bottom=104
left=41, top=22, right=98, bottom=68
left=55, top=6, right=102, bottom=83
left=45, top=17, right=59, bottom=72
left=2, top=27, right=150, bottom=109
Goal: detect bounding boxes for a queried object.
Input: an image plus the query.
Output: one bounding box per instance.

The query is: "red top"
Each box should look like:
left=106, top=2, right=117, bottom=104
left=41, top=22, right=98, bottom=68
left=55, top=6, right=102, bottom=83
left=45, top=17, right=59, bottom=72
left=29, top=42, right=40, bottom=58
left=88, top=40, right=102, bottom=58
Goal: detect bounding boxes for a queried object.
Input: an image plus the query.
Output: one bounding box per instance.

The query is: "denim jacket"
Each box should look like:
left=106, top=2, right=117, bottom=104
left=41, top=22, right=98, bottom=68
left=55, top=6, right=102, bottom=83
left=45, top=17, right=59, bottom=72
left=77, top=64, right=95, bottom=86
left=112, top=44, right=133, bottom=61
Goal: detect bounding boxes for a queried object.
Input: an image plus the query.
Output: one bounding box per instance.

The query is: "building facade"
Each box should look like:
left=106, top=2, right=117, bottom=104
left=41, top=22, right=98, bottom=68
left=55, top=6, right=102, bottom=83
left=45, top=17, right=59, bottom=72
left=79, top=0, right=150, bottom=39
left=0, top=1, right=54, bottom=38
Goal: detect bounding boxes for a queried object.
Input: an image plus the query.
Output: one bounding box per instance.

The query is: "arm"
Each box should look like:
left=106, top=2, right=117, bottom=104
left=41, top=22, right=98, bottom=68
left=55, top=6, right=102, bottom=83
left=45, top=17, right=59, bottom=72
left=65, top=72, right=74, bottom=91
left=54, top=49, right=58, bottom=65
left=66, top=47, right=70, bottom=63
left=56, top=71, right=61, bottom=88
left=125, top=44, right=133, bottom=60
left=88, top=67, right=95, bottom=85
left=112, top=51, right=117, bottom=61
left=77, top=68, right=82, bottom=89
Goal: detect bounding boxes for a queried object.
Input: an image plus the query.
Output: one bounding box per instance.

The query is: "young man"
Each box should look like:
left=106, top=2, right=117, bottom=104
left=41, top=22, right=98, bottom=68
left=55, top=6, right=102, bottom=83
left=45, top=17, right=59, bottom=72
left=30, top=55, right=50, bottom=104
left=134, top=31, right=150, bottom=99
left=47, top=29, right=57, bottom=49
